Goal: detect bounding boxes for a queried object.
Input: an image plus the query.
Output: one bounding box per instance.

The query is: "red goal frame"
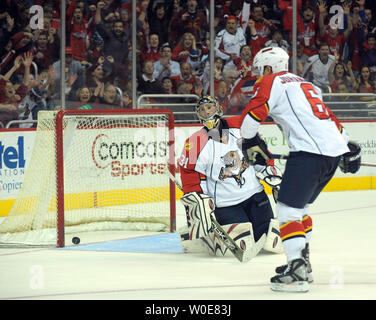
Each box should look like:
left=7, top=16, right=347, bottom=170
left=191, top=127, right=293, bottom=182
left=55, top=109, right=176, bottom=247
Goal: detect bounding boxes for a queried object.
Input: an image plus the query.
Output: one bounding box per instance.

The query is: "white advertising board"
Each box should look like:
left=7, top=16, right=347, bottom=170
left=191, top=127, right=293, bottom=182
left=0, top=121, right=375, bottom=203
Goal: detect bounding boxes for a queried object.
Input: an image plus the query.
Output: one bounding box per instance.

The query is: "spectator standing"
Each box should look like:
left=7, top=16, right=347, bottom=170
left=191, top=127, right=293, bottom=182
left=95, top=2, right=130, bottom=79
left=147, top=0, right=174, bottom=46
left=0, top=52, right=33, bottom=127
left=32, top=30, right=59, bottom=72
left=141, top=33, right=161, bottom=63
left=169, top=0, right=209, bottom=47
left=302, top=43, right=336, bottom=91
left=296, top=5, right=318, bottom=57
left=249, top=5, right=275, bottom=47
left=215, top=15, right=247, bottom=67
left=318, top=0, right=353, bottom=58
left=67, top=3, right=94, bottom=62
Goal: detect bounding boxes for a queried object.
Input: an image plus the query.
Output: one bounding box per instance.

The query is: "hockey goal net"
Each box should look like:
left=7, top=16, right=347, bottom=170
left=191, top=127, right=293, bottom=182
left=0, top=109, right=176, bottom=247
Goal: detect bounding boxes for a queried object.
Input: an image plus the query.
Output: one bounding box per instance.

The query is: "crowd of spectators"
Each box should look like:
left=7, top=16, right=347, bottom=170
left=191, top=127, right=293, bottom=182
left=1, top=0, right=376, bottom=127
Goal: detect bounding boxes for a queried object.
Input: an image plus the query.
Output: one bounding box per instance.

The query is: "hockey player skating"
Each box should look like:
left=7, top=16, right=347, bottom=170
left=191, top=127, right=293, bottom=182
left=239, top=47, right=361, bottom=292
left=178, top=95, right=283, bottom=261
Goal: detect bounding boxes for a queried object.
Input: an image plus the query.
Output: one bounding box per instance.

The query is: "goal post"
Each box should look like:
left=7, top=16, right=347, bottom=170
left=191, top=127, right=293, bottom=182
left=0, top=109, right=176, bottom=247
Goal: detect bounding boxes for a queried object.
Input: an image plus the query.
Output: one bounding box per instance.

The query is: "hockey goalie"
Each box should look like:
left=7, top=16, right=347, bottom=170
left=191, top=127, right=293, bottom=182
left=177, top=95, right=283, bottom=261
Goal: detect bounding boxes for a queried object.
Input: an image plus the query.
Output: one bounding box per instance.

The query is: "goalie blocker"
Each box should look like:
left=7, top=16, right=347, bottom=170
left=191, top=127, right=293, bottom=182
left=179, top=191, right=283, bottom=260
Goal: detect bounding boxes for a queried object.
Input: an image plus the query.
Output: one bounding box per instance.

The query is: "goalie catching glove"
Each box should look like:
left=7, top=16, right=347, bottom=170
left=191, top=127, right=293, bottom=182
left=339, top=141, right=361, bottom=174
left=238, top=134, right=272, bottom=166
left=180, top=192, right=215, bottom=239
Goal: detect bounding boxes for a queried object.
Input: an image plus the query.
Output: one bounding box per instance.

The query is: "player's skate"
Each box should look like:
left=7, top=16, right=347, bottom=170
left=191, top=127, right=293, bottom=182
left=275, top=243, right=313, bottom=282
left=270, top=258, right=309, bottom=292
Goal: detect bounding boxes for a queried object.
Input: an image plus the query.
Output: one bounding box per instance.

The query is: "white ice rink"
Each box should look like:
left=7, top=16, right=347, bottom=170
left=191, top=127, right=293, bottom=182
left=1, top=190, right=375, bottom=303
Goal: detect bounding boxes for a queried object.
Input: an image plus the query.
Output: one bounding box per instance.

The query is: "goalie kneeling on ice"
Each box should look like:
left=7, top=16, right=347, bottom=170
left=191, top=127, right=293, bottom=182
left=179, top=219, right=283, bottom=258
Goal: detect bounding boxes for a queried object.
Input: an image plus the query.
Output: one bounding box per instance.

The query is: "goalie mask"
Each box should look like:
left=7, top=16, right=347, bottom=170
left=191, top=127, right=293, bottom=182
left=196, top=96, right=224, bottom=130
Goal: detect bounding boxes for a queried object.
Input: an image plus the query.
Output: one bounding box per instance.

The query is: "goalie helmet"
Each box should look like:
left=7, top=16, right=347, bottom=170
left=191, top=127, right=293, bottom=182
left=252, top=47, right=289, bottom=75
left=196, top=95, right=224, bottom=130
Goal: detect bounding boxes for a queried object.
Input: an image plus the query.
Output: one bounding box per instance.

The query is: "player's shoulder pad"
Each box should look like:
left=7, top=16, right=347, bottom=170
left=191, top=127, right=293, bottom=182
left=183, top=128, right=210, bottom=155
left=254, top=71, right=286, bottom=90
left=224, top=115, right=242, bottom=129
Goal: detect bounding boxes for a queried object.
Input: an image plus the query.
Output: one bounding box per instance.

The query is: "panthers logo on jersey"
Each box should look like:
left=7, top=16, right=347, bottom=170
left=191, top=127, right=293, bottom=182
left=218, top=150, right=249, bottom=187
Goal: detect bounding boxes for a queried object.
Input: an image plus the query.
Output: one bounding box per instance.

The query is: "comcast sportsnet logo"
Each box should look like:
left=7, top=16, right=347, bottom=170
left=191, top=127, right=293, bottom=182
left=91, top=134, right=168, bottom=179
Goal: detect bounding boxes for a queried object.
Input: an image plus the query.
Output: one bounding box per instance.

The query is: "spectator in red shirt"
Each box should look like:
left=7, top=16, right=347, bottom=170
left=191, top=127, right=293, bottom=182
left=297, top=5, right=318, bottom=57
left=278, top=0, right=302, bottom=40
left=170, top=62, right=203, bottom=95
left=141, top=33, right=161, bottom=63
left=67, top=4, right=94, bottom=61
left=171, top=32, right=200, bottom=64
left=0, top=52, right=33, bottom=127
left=318, top=0, right=353, bottom=58
left=249, top=5, right=275, bottom=47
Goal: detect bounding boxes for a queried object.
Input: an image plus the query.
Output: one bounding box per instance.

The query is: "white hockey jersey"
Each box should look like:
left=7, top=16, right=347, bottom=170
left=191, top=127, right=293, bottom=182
left=240, top=72, right=349, bottom=156
left=178, top=117, right=263, bottom=208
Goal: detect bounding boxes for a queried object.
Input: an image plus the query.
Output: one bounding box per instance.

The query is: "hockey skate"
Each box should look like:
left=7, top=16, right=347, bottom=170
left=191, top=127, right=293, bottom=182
left=270, top=258, right=309, bottom=292
left=275, top=243, right=313, bottom=283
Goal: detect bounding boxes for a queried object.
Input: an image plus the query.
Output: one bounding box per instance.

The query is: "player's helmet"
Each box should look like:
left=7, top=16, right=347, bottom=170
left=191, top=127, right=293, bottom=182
left=196, top=95, right=224, bottom=130
left=252, top=47, right=289, bottom=75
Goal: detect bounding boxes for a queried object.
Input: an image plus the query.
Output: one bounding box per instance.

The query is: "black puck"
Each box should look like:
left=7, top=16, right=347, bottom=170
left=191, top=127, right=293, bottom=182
left=72, top=237, right=80, bottom=245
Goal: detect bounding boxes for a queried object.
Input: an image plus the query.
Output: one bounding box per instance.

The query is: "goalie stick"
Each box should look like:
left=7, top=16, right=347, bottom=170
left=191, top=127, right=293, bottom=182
left=165, top=169, right=252, bottom=262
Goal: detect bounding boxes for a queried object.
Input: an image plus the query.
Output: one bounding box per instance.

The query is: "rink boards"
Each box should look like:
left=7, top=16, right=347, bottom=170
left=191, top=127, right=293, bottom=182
left=0, top=121, right=375, bottom=217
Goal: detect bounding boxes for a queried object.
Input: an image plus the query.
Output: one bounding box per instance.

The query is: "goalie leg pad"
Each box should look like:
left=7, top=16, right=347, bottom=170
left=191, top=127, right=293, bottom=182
left=263, top=219, right=284, bottom=253
left=178, top=225, right=216, bottom=255
left=213, top=223, right=266, bottom=260
left=180, top=192, right=215, bottom=240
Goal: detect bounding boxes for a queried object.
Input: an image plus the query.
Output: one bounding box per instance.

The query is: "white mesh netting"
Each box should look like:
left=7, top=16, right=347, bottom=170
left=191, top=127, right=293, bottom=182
left=0, top=110, right=175, bottom=246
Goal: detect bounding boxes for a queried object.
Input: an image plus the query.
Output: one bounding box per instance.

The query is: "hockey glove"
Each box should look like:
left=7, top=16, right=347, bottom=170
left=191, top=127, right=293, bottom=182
left=255, top=165, right=283, bottom=203
left=238, top=134, right=272, bottom=166
left=339, top=141, right=361, bottom=174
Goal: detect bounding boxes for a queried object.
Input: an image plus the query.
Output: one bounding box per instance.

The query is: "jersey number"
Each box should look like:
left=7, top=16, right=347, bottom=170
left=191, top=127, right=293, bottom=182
left=301, top=83, right=330, bottom=120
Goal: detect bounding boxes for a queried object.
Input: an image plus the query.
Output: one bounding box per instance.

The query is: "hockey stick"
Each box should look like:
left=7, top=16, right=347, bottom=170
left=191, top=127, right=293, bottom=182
left=271, top=153, right=376, bottom=168
left=165, top=169, right=252, bottom=262
left=360, top=162, right=376, bottom=168
left=270, top=153, right=289, bottom=160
